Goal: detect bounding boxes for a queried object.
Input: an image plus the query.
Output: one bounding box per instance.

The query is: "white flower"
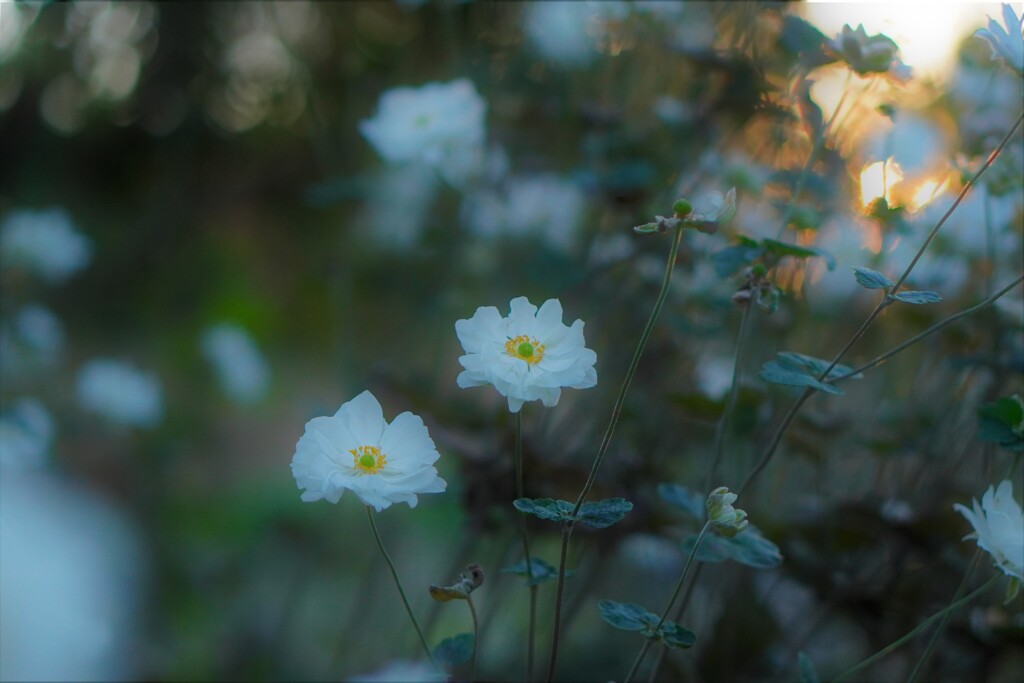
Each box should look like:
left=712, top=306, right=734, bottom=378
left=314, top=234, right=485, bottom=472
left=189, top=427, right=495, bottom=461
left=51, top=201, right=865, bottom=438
left=347, top=660, right=446, bottom=683
left=706, top=486, right=748, bottom=537
left=460, top=173, right=586, bottom=251
left=523, top=2, right=606, bottom=67
left=290, top=390, right=446, bottom=511
left=954, top=480, right=1024, bottom=580
left=0, top=399, right=54, bottom=470
left=200, top=323, right=269, bottom=405
left=0, top=208, right=92, bottom=283
left=359, top=79, right=486, bottom=175
left=76, top=359, right=163, bottom=428
left=15, top=304, right=64, bottom=360
left=682, top=187, right=737, bottom=234
left=455, top=297, right=597, bottom=413
left=0, top=471, right=143, bottom=681
left=976, top=4, right=1024, bottom=76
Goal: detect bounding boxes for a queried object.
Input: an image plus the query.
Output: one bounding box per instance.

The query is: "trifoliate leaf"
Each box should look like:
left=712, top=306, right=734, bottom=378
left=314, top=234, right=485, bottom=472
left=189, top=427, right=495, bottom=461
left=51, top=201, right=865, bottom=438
left=500, top=558, right=575, bottom=586
left=577, top=498, right=633, bottom=528
left=853, top=266, right=894, bottom=290
left=433, top=633, right=474, bottom=668
left=513, top=498, right=574, bottom=523
left=598, top=600, right=658, bottom=632
left=657, top=483, right=705, bottom=520
left=776, top=351, right=862, bottom=381
left=761, top=238, right=836, bottom=270
left=798, top=652, right=821, bottom=683
left=892, top=290, right=942, bottom=304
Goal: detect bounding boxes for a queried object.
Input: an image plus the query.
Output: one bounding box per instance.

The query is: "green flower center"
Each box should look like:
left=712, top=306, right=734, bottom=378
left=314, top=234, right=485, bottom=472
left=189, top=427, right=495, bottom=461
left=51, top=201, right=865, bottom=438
left=350, top=445, right=387, bottom=475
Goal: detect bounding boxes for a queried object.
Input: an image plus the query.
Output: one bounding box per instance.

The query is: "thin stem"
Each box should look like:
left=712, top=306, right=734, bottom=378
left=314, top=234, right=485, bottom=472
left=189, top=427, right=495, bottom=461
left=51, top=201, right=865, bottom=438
left=365, top=506, right=439, bottom=671
left=827, top=275, right=1024, bottom=383
left=514, top=411, right=538, bottom=681
left=831, top=574, right=1001, bottom=683
left=623, top=522, right=713, bottom=683
left=546, top=524, right=573, bottom=683
left=467, top=595, right=480, bottom=683
left=646, top=563, right=705, bottom=683
left=906, top=550, right=982, bottom=683
left=739, top=113, right=1024, bottom=496
left=707, top=303, right=755, bottom=491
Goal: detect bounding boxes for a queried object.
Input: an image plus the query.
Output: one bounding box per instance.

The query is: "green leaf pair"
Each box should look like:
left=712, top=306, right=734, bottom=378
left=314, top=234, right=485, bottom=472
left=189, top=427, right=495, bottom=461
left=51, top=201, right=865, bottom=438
left=680, top=524, right=783, bottom=569
left=513, top=497, right=633, bottom=529
left=759, top=351, right=860, bottom=396
left=597, top=600, right=696, bottom=648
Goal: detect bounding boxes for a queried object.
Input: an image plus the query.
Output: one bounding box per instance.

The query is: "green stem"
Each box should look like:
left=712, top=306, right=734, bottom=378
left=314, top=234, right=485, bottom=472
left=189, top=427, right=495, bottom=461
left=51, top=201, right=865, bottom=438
left=831, top=574, right=1001, bottom=683
left=906, top=550, right=982, bottom=683
left=365, top=506, right=439, bottom=671
left=623, top=522, right=713, bottom=683
left=468, top=594, right=480, bottom=683
left=514, top=410, right=538, bottom=681
left=707, top=302, right=755, bottom=491
left=547, top=224, right=686, bottom=682
left=739, top=112, right=1024, bottom=496
left=826, top=275, right=1024, bottom=383
left=646, top=563, right=705, bottom=683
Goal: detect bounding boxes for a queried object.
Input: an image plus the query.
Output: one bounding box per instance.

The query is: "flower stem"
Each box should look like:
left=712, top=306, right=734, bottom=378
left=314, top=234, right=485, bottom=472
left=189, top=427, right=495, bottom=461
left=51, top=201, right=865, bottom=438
left=623, top=522, right=712, bottom=683
left=831, top=574, right=1001, bottom=683
left=706, top=302, right=755, bottom=492
left=546, top=224, right=686, bottom=682
left=738, top=111, right=1024, bottom=496
left=467, top=594, right=480, bottom=683
left=365, top=506, right=439, bottom=671
left=905, top=549, right=982, bottom=683
left=514, top=410, right=538, bottom=681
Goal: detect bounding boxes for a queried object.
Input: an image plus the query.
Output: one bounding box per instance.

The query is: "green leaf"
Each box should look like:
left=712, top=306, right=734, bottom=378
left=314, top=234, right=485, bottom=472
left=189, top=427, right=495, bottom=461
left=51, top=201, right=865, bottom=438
left=681, top=525, right=783, bottom=569
left=761, top=238, right=836, bottom=270
left=892, top=290, right=942, bottom=304
left=500, top=558, right=575, bottom=586
left=798, top=652, right=821, bottom=683
left=577, top=498, right=634, bottom=528
left=977, top=396, right=1024, bottom=451
left=853, top=266, right=894, bottom=290
left=513, top=498, right=574, bottom=523
left=598, top=600, right=658, bottom=632
left=657, top=483, right=705, bottom=520
left=712, top=237, right=764, bottom=277
left=776, top=351, right=862, bottom=381
left=433, top=633, right=474, bottom=668
left=658, top=621, right=697, bottom=649
left=759, top=360, right=844, bottom=396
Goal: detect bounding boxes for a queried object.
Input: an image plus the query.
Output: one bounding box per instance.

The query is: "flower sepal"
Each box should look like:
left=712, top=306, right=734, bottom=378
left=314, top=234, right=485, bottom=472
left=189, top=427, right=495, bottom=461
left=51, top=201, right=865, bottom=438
left=429, top=563, right=484, bottom=602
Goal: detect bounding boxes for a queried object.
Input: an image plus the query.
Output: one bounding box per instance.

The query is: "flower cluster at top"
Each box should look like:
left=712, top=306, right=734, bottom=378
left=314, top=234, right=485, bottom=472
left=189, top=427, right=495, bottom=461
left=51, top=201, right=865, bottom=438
left=955, top=480, right=1024, bottom=581
left=976, top=3, right=1024, bottom=76
left=456, top=297, right=597, bottom=413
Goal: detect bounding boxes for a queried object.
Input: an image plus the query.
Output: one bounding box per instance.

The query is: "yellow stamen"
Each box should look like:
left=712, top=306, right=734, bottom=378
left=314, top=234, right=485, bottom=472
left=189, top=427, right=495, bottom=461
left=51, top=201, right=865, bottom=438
left=505, top=334, right=545, bottom=365
left=350, top=445, right=387, bottom=475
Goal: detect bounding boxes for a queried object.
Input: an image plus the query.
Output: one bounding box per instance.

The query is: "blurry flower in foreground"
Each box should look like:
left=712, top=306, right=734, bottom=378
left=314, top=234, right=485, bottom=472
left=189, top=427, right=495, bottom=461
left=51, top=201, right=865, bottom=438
left=682, top=187, right=736, bottom=234
left=0, top=471, right=143, bottom=681
left=15, top=304, right=64, bottom=362
left=0, top=399, right=54, bottom=470
left=347, top=660, right=446, bottom=683
left=456, top=297, right=597, bottom=413
left=76, top=359, right=163, bottom=428
left=706, top=486, right=748, bottom=537
left=290, top=390, right=446, bottom=511
left=523, top=1, right=603, bottom=67
left=460, top=173, right=585, bottom=251
left=976, top=4, right=1024, bottom=76
left=0, top=208, right=92, bottom=284
left=954, top=480, right=1024, bottom=580
left=827, top=24, right=910, bottom=80
left=359, top=79, right=486, bottom=177
left=200, top=323, right=269, bottom=405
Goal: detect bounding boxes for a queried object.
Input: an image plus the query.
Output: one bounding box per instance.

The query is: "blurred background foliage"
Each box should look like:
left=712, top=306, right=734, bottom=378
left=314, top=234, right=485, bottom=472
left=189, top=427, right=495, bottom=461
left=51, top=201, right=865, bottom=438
left=0, top=1, right=1022, bottom=681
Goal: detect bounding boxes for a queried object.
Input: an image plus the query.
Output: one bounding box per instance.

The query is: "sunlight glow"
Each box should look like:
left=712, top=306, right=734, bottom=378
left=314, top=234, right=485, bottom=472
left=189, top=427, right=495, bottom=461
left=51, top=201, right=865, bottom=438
left=860, top=159, right=904, bottom=207
left=909, top=176, right=949, bottom=212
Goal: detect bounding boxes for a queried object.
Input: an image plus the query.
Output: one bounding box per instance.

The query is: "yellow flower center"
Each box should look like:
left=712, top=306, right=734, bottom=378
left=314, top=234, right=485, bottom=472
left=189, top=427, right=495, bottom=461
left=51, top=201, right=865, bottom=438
left=350, top=445, right=387, bottom=475
left=505, top=335, right=545, bottom=365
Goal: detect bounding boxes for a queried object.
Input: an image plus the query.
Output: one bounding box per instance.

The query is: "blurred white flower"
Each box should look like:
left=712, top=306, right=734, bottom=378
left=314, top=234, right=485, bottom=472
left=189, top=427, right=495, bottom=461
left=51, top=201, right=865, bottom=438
left=290, top=390, right=446, bottom=511
left=455, top=297, right=597, bottom=413
left=15, top=304, right=64, bottom=361
left=0, top=471, right=143, bottom=681
left=827, top=24, right=909, bottom=79
left=0, top=399, right=54, bottom=470
left=954, top=480, right=1024, bottom=580
left=357, top=163, right=441, bottom=250
left=359, top=79, right=486, bottom=183
left=652, top=95, right=693, bottom=125
left=695, top=355, right=734, bottom=399
left=976, top=4, right=1024, bottom=76
left=76, top=359, right=163, bottom=428
left=523, top=2, right=605, bottom=67
left=460, top=173, right=586, bottom=251
left=200, top=323, right=269, bottom=405
left=0, top=208, right=92, bottom=284
left=347, top=660, right=446, bottom=683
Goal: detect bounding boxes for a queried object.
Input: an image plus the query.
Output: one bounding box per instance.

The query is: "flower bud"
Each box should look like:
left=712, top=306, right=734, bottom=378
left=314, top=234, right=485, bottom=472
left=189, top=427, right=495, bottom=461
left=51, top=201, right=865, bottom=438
left=706, top=486, right=749, bottom=537
left=672, top=199, right=693, bottom=218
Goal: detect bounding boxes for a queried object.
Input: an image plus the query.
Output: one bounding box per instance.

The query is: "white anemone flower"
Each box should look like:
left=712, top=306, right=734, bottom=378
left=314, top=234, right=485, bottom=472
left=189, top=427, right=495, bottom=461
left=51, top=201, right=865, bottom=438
left=954, top=480, right=1024, bottom=580
left=359, top=79, right=486, bottom=169
left=290, top=390, right=446, bottom=512
left=75, top=359, right=163, bottom=428
left=0, top=208, right=92, bottom=284
left=976, top=4, right=1024, bottom=76
left=455, top=297, right=597, bottom=413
